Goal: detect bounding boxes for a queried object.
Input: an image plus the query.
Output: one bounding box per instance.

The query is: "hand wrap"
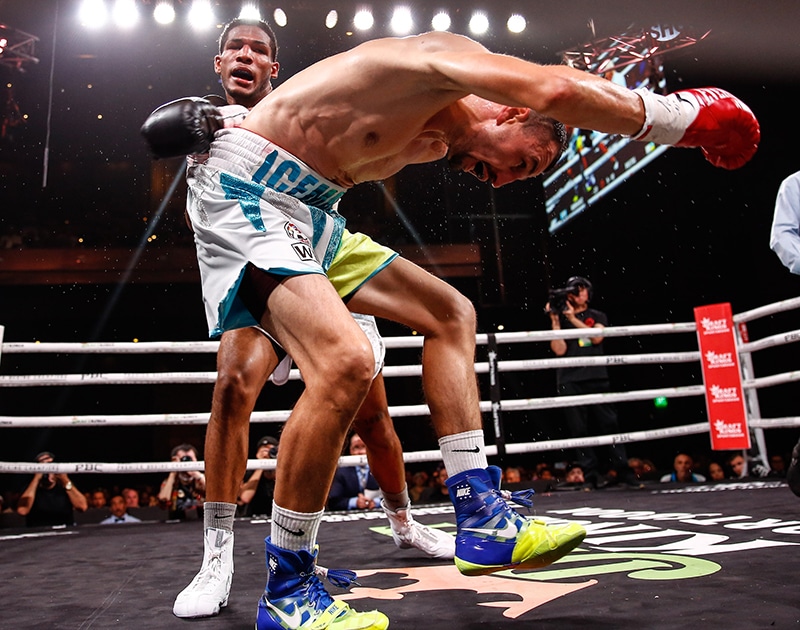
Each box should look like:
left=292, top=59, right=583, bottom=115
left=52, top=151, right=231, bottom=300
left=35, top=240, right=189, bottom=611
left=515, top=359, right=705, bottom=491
left=632, top=87, right=760, bottom=170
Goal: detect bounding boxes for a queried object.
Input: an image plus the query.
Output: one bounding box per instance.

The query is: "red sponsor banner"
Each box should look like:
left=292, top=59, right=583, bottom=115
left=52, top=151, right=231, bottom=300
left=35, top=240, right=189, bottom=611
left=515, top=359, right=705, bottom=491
left=694, top=303, right=751, bottom=450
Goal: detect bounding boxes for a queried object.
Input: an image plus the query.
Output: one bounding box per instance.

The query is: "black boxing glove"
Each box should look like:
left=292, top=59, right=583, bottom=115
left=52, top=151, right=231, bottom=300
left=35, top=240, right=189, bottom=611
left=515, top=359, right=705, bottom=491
left=140, top=97, right=224, bottom=159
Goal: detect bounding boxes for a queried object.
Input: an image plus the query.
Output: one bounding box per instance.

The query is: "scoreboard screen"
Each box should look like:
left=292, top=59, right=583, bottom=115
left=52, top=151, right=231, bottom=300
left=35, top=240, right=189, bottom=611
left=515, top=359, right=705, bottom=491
left=543, top=59, right=669, bottom=233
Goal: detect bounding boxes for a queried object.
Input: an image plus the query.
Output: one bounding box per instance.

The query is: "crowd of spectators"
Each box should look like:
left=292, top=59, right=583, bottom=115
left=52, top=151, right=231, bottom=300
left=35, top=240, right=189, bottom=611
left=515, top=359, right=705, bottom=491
left=1, top=444, right=792, bottom=527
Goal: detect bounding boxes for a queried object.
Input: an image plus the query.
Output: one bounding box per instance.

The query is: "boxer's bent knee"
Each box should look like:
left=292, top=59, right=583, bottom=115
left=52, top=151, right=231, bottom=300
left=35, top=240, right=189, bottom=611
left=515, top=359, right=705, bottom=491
left=214, top=366, right=262, bottom=410
left=215, top=329, right=276, bottom=406
left=307, top=341, right=374, bottom=406
left=434, top=289, right=477, bottom=340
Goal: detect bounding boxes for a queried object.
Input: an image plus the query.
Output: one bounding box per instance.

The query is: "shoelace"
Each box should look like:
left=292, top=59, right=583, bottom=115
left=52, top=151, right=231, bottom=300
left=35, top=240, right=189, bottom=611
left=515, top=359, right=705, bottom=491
left=499, top=488, right=535, bottom=510
left=191, top=550, right=224, bottom=592
left=315, top=565, right=360, bottom=589
left=300, top=571, right=335, bottom=611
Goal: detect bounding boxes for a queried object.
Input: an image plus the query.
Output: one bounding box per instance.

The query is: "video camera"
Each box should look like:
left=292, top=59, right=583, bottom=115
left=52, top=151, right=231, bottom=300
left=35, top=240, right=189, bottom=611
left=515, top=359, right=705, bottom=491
left=547, top=276, right=593, bottom=313
left=547, top=287, right=573, bottom=313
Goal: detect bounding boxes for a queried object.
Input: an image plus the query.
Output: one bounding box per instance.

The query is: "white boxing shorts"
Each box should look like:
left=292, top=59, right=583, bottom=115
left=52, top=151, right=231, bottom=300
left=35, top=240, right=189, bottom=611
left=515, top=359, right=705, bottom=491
left=274, top=314, right=385, bottom=386
left=188, top=127, right=347, bottom=338
left=352, top=313, right=386, bottom=379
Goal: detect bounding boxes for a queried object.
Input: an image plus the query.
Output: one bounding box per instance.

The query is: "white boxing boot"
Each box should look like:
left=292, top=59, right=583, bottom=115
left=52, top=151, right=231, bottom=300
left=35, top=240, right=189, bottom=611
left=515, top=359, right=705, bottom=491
left=173, top=527, right=234, bottom=618
left=383, top=502, right=455, bottom=560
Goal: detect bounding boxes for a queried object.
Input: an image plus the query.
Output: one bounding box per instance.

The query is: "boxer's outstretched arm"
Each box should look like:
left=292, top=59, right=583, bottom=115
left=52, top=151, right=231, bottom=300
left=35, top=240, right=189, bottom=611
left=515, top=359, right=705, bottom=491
left=381, top=31, right=645, bottom=135
left=394, top=32, right=759, bottom=169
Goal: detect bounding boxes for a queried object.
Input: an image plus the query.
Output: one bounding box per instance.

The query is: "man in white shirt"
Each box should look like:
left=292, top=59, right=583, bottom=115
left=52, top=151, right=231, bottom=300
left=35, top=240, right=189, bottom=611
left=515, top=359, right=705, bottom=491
left=770, top=170, right=800, bottom=275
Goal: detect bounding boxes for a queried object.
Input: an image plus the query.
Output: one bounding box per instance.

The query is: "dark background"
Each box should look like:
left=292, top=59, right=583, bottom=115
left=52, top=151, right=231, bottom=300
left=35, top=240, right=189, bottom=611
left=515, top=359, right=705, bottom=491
left=1, top=0, right=799, bottom=493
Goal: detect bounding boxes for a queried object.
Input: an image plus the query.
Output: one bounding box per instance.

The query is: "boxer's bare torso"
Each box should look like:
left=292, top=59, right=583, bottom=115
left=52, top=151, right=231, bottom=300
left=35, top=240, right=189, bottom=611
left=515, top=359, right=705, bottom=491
left=240, top=31, right=643, bottom=188
left=240, top=32, right=475, bottom=186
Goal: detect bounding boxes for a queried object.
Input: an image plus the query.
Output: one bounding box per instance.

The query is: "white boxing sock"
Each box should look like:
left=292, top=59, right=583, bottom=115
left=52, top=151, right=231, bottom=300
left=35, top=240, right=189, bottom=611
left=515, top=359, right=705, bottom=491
left=204, top=501, right=236, bottom=532
left=270, top=503, right=323, bottom=552
left=380, top=486, right=410, bottom=513
left=439, top=430, right=488, bottom=476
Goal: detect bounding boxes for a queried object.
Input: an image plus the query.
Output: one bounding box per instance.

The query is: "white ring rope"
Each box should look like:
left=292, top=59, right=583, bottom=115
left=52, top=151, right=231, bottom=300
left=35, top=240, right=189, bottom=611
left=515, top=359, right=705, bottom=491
left=733, top=295, right=800, bottom=323
left=4, top=374, right=798, bottom=429
left=0, top=340, right=221, bottom=355
left=0, top=298, right=798, bottom=473
left=0, top=351, right=707, bottom=387
left=0, top=321, right=699, bottom=356
left=4, top=348, right=800, bottom=389
left=739, top=328, right=800, bottom=354
left=3, top=416, right=799, bottom=475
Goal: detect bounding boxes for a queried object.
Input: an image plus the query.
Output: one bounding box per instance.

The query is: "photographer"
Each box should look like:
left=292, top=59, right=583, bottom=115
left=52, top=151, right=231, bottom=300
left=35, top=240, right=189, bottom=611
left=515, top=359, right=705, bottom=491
left=158, top=443, right=206, bottom=519
left=546, top=276, right=631, bottom=488
left=16, top=451, right=88, bottom=527
left=238, top=436, right=279, bottom=517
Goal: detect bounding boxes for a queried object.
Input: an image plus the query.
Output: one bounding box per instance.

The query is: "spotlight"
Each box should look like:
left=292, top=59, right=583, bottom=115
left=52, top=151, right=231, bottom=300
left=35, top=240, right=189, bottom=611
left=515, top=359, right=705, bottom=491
left=238, top=3, right=260, bottom=20
left=188, top=0, right=215, bottom=30
left=273, top=8, right=288, bottom=27
left=112, top=0, right=139, bottom=29
left=507, top=14, right=526, bottom=34
left=79, top=0, right=108, bottom=29
left=390, top=7, right=413, bottom=35
left=0, top=29, right=38, bottom=70
left=431, top=11, right=450, bottom=31
left=468, top=11, right=489, bottom=35
left=153, top=0, right=175, bottom=25
left=353, top=9, right=374, bottom=31
left=325, top=10, right=338, bottom=29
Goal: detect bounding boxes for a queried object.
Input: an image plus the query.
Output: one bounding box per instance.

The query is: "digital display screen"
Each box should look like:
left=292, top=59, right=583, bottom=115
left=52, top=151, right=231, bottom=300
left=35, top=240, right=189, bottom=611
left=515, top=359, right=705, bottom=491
left=543, top=59, right=669, bottom=233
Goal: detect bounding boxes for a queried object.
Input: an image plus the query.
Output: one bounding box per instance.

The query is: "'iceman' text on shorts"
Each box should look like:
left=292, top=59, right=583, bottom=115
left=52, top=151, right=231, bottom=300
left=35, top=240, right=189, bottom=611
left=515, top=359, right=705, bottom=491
left=251, top=149, right=345, bottom=212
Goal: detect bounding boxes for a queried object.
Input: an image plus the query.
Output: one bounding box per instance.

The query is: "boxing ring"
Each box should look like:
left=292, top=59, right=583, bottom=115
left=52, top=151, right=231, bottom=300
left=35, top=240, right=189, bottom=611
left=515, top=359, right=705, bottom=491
left=1, top=297, right=799, bottom=628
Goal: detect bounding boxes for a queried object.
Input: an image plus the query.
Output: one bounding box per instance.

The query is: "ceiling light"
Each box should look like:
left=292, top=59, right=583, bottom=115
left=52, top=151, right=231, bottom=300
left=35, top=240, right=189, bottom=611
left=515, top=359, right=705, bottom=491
left=390, top=7, right=413, bottom=35
left=469, top=12, right=489, bottom=35
left=353, top=9, right=374, bottom=31
left=325, top=10, right=338, bottom=29
left=79, top=0, right=108, bottom=29
left=431, top=12, right=450, bottom=31
left=112, top=0, right=139, bottom=28
left=507, top=14, right=526, bottom=34
left=188, top=0, right=215, bottom=31
left=239, top=4, right=261, bottom=20
left=273, top=8, right=287, bottom=27
left=153, top=1, right=175, bottom=25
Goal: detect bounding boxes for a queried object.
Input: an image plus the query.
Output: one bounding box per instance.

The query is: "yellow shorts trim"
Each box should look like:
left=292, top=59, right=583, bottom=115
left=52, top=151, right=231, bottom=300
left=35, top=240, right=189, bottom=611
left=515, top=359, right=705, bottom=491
left=327, top=230, right=397, bottom=300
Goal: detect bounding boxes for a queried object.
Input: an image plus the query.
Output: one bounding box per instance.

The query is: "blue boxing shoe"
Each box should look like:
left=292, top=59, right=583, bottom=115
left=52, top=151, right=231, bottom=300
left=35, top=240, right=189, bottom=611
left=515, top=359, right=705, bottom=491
left=446, top=466, right=586, bottom=576
left=256, top=537, right=388, bottom=630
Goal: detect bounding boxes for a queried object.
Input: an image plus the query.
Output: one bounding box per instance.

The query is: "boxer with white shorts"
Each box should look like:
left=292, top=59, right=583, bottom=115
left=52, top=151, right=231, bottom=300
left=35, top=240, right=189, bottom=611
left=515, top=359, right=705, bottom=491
left=189, top=128, right=348, bottom=336
left=151, top=24, right=760, bottom=630
left=143, top=21, right=454, bottom=628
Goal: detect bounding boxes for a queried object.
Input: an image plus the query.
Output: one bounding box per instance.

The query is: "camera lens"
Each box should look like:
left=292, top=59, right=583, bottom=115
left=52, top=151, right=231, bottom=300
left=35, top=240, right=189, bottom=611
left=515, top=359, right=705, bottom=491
left=180, top=455, right=192, bottom=462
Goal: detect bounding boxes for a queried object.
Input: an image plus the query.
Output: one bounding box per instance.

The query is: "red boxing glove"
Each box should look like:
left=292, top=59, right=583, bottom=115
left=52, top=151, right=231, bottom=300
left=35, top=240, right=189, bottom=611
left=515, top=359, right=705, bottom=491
left=632, top=87, right=760, bottom=170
